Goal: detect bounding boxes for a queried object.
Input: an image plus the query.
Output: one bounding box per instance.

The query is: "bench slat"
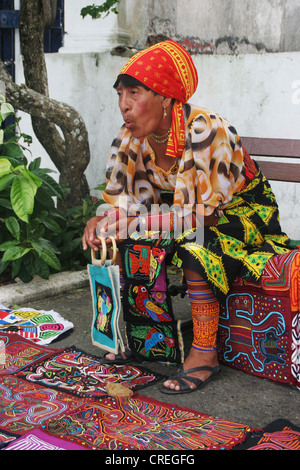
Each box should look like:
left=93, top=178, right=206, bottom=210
left=258, top=161, right=300, bottom=182
left=240, top=136, right=300, bottom=182
left=240, top=137, right=300, bottom=158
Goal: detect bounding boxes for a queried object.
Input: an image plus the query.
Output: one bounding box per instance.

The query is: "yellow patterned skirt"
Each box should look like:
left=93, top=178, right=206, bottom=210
left=172, top=169, right=291, bottom=302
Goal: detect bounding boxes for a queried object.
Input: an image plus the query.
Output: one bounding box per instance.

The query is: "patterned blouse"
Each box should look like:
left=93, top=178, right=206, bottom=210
left=102, top=103, right=253, bottom=216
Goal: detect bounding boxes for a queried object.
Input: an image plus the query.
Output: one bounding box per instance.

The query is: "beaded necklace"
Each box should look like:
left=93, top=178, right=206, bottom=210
left=150, top=128, right=171, bottom=144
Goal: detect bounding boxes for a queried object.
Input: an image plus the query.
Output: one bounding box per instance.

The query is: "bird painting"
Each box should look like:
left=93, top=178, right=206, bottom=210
left=143, top=326, right=175, bottom=353
left=96, top=285, right=112, bottom=333
left=132, top=285, right=172, bottom=322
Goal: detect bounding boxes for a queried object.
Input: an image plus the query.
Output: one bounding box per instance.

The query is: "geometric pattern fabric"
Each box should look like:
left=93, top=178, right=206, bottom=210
left=218, top=250, right=300, bottom=389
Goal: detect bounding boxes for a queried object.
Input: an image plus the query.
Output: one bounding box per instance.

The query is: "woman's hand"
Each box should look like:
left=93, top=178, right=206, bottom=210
left=82, top=215, right=138, bottom=251
left=101, top=216, right=138, bottom=243
left=82, top=216, right=104, bottom=251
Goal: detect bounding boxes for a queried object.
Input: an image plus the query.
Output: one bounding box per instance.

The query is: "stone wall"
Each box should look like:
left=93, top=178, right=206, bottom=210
left=126, top=0, right=300, bottom=54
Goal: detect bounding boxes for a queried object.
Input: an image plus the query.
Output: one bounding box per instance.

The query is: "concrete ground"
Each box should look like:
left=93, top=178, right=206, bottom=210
left=4, top=270, right=299, bottom=432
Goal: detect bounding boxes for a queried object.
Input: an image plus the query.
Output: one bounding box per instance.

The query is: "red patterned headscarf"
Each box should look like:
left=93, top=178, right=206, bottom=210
left=117, top=40, right=198, bottom=158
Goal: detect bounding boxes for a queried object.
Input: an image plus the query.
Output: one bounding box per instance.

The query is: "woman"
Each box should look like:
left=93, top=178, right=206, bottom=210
left=82, top=40, right=290, bottom=394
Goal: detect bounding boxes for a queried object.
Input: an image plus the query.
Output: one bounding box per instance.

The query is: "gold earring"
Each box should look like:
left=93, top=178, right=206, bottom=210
left=163, top=107, right=167, bottom=118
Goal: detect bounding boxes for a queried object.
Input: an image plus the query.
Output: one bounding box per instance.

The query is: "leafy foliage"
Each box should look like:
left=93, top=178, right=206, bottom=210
left=0, top=98, right=102, bottom=283
left=81, top=0, right=120, bottom=19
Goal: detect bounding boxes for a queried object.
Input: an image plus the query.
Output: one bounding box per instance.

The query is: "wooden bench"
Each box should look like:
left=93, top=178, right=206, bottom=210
left=241, top=136, right=300, bottom=183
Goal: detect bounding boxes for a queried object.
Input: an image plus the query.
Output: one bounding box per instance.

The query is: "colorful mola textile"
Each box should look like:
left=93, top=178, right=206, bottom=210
left=18, top=346, right=165, bottom=397
left=0, top=375, right=91, bottom=435
left=3, top=428, right=87, bottom=451
left=120, top=238, right=184, bottom=363
left=0, top=333, right=61, bottom=376
left=42, top=394, right=253, bottom=451
left=234, top=419, right=300, bottom=450
left=0, top=427, right=20, bottom=449
left=218, top=250, right=300, bottom=389
left=0, top=304, right=73, bottom=345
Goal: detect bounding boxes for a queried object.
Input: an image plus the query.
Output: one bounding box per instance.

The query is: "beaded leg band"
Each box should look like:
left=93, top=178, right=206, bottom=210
left=186, top=278, right=219, bottom=352
left=191, top=303, right=219, bottom=351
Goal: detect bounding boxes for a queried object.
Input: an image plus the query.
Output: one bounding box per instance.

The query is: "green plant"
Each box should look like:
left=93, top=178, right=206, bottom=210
left=0, top=98, right=103, bottom=283
left=81, top=0, right=120, bottom=19
left=0, top=99, right=66, bottom=281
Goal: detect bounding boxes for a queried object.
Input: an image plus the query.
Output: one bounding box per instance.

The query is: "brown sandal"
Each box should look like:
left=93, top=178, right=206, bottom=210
left=160, top=364, right=221, bottom=395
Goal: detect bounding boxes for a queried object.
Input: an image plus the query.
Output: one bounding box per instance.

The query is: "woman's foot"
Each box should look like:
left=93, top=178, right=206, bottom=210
left=102, top=347, right=134, bottom=364
left=162, top=348, right=219, bottom=393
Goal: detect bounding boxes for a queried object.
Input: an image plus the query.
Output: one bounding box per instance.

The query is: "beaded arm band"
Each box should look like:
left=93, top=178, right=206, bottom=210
left=137, top=210, right=197, bottom=233
left=101, top=207, right=202, bottom=234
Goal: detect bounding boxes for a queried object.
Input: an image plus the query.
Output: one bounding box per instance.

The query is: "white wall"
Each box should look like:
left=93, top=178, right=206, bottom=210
left=62, top=0, right=130, bottom=52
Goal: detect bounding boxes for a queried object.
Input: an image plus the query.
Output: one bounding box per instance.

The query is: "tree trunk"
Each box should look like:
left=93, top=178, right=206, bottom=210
left=12, top=0, right=91, bottom=210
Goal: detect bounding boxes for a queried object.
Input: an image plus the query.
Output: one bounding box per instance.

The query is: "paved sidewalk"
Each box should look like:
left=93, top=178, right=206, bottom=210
left=3, top=270, right=299, bottom=431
